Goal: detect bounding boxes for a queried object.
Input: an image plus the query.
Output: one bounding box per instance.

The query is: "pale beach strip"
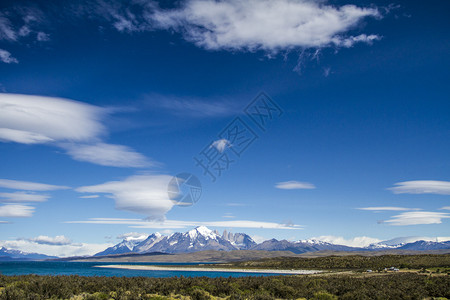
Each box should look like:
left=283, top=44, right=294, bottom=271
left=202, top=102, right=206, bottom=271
left=95, top=265, right=322, bottom=275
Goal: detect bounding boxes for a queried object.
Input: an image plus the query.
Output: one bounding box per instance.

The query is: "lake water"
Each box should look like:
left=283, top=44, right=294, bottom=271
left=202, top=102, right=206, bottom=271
left=0, top=261, right=279, bottom=278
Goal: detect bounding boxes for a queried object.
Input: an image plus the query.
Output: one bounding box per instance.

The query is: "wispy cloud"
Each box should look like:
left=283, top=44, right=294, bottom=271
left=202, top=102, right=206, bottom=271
left=79, top=195, right=100, bottom=199
left=357, top=207, right=422, bottom=211
left=62, top=143, right=153, bottom=168
left=388, top=180, right=450, bottom=195
left=76, top=175, right=175, bottom=220
left=0, top=192, right=50, bottom=203
left=150, top=0, right=381, bottom=52
left=440, top=206, right=450, bottom=211
left=0, top=204, right=35, bottom=217
left=0, top=49, right=18, bottom=63
left=224, top=202, right=248, bottom=207
left=0, top=178, right=69, bottom=191
left=147, top=94, right=242, bottom=118
left=0, top=7, right=49, bottom=63
left=66, top=218, right=303, bottom=230
left=275, top=181, right=316, bottom=190
left=0, top=93, right=152, bottom=168
left=382, top=211, right=450, bottom=226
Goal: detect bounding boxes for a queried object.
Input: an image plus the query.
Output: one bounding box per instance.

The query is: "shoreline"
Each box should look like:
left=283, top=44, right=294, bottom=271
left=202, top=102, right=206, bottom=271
left=95, top=265, right=322, bottom=275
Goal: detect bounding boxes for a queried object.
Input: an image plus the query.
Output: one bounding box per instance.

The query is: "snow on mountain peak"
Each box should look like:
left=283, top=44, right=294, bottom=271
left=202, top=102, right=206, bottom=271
left=187, top=226, right=217, bottom=240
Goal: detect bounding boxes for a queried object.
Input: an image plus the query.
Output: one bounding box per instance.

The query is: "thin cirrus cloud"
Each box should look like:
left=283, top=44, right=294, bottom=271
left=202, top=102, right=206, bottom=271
left=65, top=218, right=303, bottom=230
left=388, top=180, right=450, bottom=195
left=275, top=181, right=316, bottom=190
left=357, top=207, right=422, bottom=212
left=62, top=143, right=152, bottom=168
left=0, top=178, right=69, bottom=219
left=148, top=94, right=242, bottom=118
left=382, top=211, right=450, bottom=226
left=0, top=93, right=152, bottom=168
left=76, top=175, right=176, bottom=221
left=0, top=192, right=50, bottom=203
left=0, top=204, right=35, bottom=218
left=0, top=178, right=69, bottom=191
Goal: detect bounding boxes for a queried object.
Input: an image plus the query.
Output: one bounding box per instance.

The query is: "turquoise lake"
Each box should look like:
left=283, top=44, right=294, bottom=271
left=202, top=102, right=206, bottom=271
left=0, top=261, right=278, bottom=278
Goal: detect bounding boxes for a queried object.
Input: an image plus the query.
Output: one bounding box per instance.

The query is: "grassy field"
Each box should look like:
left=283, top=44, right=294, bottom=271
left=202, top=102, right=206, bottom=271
left=0, top=272, right=449, bottom=299
left=211, top=254, right=450, bottom=271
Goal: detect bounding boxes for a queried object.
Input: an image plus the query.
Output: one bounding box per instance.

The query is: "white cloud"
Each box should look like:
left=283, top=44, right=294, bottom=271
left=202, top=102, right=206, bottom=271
left=76, top=175, right=175, bottom=220
left=79, top=195, right=100, bottom=199
left=26, top=235, right=72, bottom=246
left=222, top=213, right=235, bottom=219
left=211, top=139, right=231, bottom=153
left=116, top=232, right=149, bottom=241
left=357, top=207, right=422, bottom=211
left=0, top=128, right=54, bottom=144
left=0, top=93, right=152, bottom=168
left=0, top=239, right=113, bottom=257
left=0, top=93, right=106, bottom=144
left=275, top=181, right=316, bottom=190
left=0, top=49, right=18, bottom=63
left=251, top=235, right=268, bottom=244
left=388, top=180, right=450, bottom=195
left=66, top=218, right=303, bottom=230
left=0, top=14, right=16, bottom=41
left=0, top=192, right=50, bottom=202
left=225, top=202, right=248, bottom=207
left=0, top=178, right=69, bottom=191
left=0, top=204, right=35, bottom=217
left=383, top=211, right=450, bottom=226
left=148, top=94, right=241, bottom=118
left=440, top=206, right=450, bottom=210
left=63, top=143, right=152, bottom=168
left=0, top=7, right=49, bottom=63
left=36, top=31, right=50, bottom=41
left=312, top=235, right=382, bottom=248
left=151, top=0, right=381, bottom=52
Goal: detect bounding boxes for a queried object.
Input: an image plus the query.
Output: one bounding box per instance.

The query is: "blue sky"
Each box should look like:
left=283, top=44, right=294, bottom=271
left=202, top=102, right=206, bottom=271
left=0, top=0, right=449, bottom=256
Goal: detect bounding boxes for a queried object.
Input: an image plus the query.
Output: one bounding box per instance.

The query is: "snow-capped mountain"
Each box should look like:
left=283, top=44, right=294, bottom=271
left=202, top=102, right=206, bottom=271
left=223, top=230, right=256, bottom=250
left=398, top=240, right=450, bottom=251
left=146, top=226, right=238, bottom=253
left=133, top=233, right=164, bottom=253
left=93, top=227, right=450, bottom=257
left=252, top=239, right=358, bottom=254
left=367, top=237, right=450, bottom=250
left=94, top=234, right=148, bottom=256
left=0, top=247, right=57, bottom=261
left=94, top=226, right=256, bottom=256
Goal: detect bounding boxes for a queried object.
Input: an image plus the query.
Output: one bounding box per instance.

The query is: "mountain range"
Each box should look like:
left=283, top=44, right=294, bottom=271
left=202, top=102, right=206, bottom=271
left=1, top=227, right=449, bottom=260
left=0, top=247, right=57, bottom=261
left=94, top=226, right=450, bottom=256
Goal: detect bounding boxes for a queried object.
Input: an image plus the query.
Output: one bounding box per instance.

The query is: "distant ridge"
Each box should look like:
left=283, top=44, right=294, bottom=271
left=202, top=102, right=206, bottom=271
left=0, top=246, right=57, bottom=261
